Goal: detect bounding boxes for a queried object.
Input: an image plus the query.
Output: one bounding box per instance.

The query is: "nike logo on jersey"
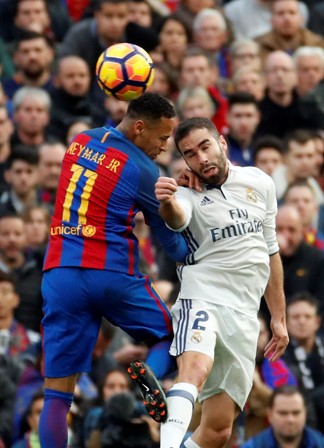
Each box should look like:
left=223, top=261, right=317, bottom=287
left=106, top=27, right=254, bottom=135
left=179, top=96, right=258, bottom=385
left=200, top=196, right=214, bottom=206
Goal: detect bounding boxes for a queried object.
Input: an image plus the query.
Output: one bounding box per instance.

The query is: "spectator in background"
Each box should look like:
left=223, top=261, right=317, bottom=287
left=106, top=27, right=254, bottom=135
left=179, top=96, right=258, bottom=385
left=255, top=0, right=324, bottom=62
left=275, top=205, right=324, bottom=311
left=0, top=105, right=13, bottom=194
left=172, top=0, right=217, bottom=31
left=283, top=293, right=324, bottom=400
left=59, top=0, right=159, bottom=123
left=0, top=213, right=43, bottom=334
left=252, top=135, right=284, bottom=176
left=3, top=31, right=55, bottom=100
left=0, top=146, right=39, bottom=216
left=192, top=8, right=230, bottom=79
left=179, top=47, right=228, bottom=133
left=83, top=367, right=134, bottom=446
left=241, top=385, right=324, bottom=448
left=148, top=62, right=178, bottom=99
left=37, top=141, right=65, bottom=211
left=308, top=1, right=324, bottom=36
left=293, top=46, right=324, bottom=98
left=11, top=87, right=51, bottom=149
left=22, top=205, right=50, bottom=256
left=283, top=181, right=324, bottom=249
left=240, top=314, right=296, bottom=442
left=156, top=15, right=191, bottom=93
left=0, top=270, right=32, bottom=358
left=256, top=51, right=323, bottom=138
left=224, top=0, right=308, bottom=40
left=12, top=390, right=44, bottom=448
left=271, top=129, right=323, bottom=203
left=176, top=86, right=215, bottom=120
left=232, top=66, right=265, bottom=101
left=228, top=39, right=262, bottom=78
left=128, top=0, right=156, bottom=28
left=66, top=119, right=92, bottom=146
left=225, top=92, right=261, bottom=166
left=103, top=96, right=129, bottom=128
left=49, top=55, right=93, bottom=142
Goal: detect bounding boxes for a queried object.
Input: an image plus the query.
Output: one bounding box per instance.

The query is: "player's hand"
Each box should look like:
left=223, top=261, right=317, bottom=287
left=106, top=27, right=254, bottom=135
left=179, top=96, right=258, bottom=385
left=177, top=168, right=202, bottom=192
left=155, top=176, right=178, bottom=203
left=264, top=320, right=289, bottom=363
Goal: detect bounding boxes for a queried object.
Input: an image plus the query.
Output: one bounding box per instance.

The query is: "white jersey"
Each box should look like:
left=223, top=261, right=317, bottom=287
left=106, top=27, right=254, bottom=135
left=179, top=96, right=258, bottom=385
left=170, top=163, right=279, bottom=316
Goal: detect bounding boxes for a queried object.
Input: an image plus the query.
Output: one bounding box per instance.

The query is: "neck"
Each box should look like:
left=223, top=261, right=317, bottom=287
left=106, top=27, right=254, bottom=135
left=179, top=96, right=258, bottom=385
left=17, top=129, right=45, bottom=146
left=0, top=142, right=11, bottom=162
left=0, top=315, right=13, bottom=331
left=276, top=434, right=303, bottom=448
left=20, top=70, right=51, bottom=87
left=294, top=335, right=316, bottom=353
left=268, top=90, right=292, bottom=106
left=2, top=252, right=25, bottom=269
left=15, top=189, right=36, bottom=206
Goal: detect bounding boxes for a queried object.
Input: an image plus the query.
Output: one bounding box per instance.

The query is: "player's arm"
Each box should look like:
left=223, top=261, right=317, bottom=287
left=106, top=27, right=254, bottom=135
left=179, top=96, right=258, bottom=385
left=263, top=253, right=289, bottom=363
left=155, top=177, right=187, bottom=231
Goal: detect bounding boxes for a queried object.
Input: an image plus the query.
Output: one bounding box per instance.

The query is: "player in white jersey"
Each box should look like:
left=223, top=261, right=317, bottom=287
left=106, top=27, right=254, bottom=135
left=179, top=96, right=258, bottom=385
left=155, top=117, right=289, bottom=448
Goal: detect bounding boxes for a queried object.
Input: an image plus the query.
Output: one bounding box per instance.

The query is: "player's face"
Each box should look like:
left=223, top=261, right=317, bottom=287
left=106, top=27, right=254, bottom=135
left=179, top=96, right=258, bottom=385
left=178, top=128, right=228, bottom=185
left=268, top=394, right=306, bottom=441
left=135, top=117, right=177, bottom=160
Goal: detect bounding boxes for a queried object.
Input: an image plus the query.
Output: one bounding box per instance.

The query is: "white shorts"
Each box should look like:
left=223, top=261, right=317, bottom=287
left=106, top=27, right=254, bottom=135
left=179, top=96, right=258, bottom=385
left=170, top=299, right=260, bottom=410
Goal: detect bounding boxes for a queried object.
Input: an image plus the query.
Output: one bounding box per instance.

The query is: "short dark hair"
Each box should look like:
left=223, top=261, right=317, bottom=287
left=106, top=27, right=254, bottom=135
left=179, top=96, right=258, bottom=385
left=174, top=117, right=219, bottom=151
left=284, top=129, right=315, bottom=153
left=0, top=270, right=16, bottom=288
left=269, top=385, right=305, bottom=409
left=15, top=30, right=54, bottom=51
left=282, top=179, right=316, bottom=203
left=286, top=291, right=320, bottom=315
left=6, top=145, right=39, bottom=169
left=252, top=135, right=284, bottom=163
left=228, top=92, right=259, bottom=109
left=96, top=0, right=129, bottom=10
left=126, top=92, right=176, bottom=121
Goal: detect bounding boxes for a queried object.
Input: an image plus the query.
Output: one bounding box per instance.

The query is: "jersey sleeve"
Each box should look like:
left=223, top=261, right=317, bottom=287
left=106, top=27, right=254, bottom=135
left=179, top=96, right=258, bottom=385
left=135, top=167, right=190, bottom=263
left=164, top=186, right=194, bottom=232
left=263, top=175, right=280, bottom=256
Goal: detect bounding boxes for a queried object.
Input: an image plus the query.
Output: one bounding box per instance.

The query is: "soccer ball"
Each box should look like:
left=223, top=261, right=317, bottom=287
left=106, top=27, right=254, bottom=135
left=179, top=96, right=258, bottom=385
left=96, top=42, right=155, bottom=101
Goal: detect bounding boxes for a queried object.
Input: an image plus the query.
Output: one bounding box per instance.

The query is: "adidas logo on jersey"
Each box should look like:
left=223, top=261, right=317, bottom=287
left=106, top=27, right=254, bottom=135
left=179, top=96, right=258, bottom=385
left=200, top=196, right=214, bottom=206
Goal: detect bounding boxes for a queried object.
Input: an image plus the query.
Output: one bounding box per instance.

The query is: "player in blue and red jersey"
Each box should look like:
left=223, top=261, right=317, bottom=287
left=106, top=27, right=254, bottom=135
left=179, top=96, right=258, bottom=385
left=38, top=93, right=190, bottom=448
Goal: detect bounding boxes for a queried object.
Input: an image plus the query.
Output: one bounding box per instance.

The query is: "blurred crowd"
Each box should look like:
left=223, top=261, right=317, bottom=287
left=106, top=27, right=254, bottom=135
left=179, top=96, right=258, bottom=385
left=0, top=0, right=324, bottom=447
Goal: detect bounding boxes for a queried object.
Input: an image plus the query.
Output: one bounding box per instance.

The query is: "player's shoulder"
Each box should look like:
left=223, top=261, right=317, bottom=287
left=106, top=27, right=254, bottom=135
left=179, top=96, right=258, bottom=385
left=234, top=165, right=273, bottom=183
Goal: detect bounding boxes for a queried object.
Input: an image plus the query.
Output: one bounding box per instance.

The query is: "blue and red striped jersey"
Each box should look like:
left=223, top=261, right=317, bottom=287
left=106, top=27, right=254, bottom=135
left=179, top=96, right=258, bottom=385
left=43, top=126, right=189, bottom=273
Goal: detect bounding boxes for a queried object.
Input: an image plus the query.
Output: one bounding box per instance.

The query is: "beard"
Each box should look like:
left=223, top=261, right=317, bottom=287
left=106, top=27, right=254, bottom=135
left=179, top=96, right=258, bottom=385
left=23, top=66, right=44, bottom=80
left=198, top=155, right=227, bottom=186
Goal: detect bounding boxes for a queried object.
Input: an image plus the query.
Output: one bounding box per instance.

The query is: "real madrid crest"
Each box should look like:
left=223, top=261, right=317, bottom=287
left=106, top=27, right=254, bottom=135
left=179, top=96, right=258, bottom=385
left=191, top=331, right=202, bottom=344
left=246, top=188, right=257, bottom=203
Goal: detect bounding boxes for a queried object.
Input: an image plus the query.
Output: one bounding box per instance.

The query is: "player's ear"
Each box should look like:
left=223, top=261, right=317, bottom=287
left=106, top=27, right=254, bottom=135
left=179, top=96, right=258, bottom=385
left=134, top=120, right=144, bottom=135
left=219, top=135, right=228, bottom=153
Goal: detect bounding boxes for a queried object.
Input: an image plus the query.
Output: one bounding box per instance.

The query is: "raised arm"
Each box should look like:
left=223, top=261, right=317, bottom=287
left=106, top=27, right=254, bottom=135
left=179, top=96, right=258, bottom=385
left=155, top=177, right=187, bottom=231
left=263, top=252, right=289, bottom=363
